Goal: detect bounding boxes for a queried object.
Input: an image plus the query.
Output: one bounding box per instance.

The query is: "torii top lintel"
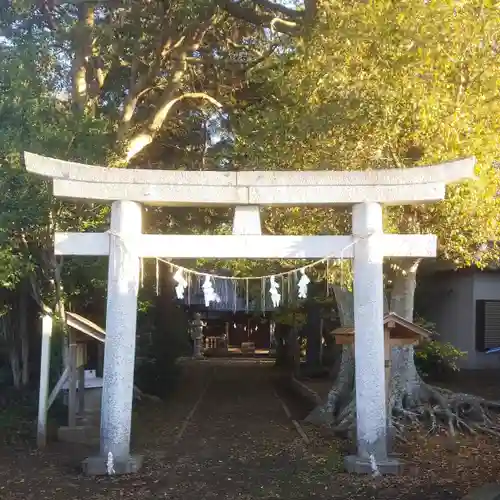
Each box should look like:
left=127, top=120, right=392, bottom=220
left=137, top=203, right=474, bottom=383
left=24, top=152, right=476, bottom=207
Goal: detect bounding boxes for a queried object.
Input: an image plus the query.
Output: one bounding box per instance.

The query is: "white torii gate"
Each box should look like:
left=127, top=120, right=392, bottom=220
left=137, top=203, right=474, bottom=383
left=25, top=152, right=475, bottom=475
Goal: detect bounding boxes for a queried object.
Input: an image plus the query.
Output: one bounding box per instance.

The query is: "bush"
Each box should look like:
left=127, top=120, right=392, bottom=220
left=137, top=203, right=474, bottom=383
left=415, top=340, right=466, bottom=381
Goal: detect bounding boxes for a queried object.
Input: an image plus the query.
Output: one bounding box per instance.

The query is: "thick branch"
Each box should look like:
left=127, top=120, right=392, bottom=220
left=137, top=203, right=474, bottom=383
left=71, top=3, right=94, bottom=113
left=252, top=0, right=304, bottom=19
left=389, top=258, right=422, bottom=321
left=118, top=14, right=217, bottom=143
left=216, top=0, right=300, bottom=34
left=125, top=90, right=222, bottom=161
left=123, top=14, right=219, bottom=161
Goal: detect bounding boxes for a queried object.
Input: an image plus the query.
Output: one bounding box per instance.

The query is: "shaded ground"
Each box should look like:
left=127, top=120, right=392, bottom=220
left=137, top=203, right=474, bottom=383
left=1, top=360, right=500, bottom=499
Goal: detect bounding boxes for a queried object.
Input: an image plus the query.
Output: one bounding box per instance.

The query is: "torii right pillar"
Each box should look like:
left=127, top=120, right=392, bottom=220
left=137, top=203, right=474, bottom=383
left=344, top=155, right=476, bottom=474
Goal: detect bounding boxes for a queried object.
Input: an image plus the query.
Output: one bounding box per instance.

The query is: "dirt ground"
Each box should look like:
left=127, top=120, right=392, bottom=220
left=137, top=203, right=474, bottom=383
left=1, top=360, right=500, bottom=499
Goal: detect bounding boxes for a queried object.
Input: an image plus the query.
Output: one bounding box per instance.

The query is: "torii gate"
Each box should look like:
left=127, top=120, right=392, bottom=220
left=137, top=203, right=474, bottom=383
left=24, top=152, right=475, bottom=475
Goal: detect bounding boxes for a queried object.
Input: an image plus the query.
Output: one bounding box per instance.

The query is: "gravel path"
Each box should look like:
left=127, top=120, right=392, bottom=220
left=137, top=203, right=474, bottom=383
left=0, top=359, right=498, bottom=499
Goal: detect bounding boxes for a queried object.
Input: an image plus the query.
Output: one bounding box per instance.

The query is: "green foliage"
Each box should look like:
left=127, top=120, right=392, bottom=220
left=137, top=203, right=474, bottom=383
left=413, top=316, right=465, bottom=380
left=48, top=319, right=65, bottom=387
left=236, top=0, right=500, bottom=269
left=0, top=248, right=26, bottom=291
left=0, top=33, right=113, bottom=314
left=415, top=340, right=466, bottom=381
left=273, top=308, right=307, bottom=328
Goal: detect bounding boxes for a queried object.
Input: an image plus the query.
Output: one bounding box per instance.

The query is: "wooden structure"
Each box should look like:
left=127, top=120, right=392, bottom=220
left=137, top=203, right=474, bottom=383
left=37, top=312, right=106, bottom=447
left=65, top=312, right=105, bottom=424
left=204, top=336, right=228, bottom=352
left=333, top=313, right=431, bottom=398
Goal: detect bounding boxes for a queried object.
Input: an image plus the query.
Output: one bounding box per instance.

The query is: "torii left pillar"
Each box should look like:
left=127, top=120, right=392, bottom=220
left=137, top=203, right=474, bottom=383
left=82, top=200, right=143, bottom=475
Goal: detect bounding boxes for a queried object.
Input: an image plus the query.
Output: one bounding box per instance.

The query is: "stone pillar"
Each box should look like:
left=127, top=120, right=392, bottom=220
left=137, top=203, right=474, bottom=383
left=232, top=205, right=262, bottom=235
left=83, top=200, right=143, bottom=476
left=345, top=202, right=401, bottom=475
left=190, top=313, right=204, bottom=358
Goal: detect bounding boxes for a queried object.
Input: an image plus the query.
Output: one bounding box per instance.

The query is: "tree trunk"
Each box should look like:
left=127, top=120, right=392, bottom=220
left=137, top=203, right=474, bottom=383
left=388, top=259, right=423, bottom=410
left=288, top=324, right=301, bottom=377
left=71, top=4, right=94, bottom=113
left=306, top=259, right=500, bottom=438
left=9, top=347, right=22, bottom=390
left=305, top=300, right=323, bottom=368
left=306, top=267, right=418, bottom=427
left=274, top=324, right=289, bottom=367
left=19, top=283, right=29, bottom=387
left=305, top=286, right=355, bottom=424
left=0, top=312, right=22, bottom=390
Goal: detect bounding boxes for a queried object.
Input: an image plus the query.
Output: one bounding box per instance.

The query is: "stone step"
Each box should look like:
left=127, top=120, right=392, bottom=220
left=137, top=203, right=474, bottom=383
left=77, top=410, right=101, bottom=425
left=57, top=424, right=100, bottom=446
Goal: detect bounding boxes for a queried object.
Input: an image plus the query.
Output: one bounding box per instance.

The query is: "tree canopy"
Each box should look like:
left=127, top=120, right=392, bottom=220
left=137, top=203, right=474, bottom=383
left=2, top=0, right=313, bottom=167
left=235, top=0, right=500, bottom=268
left=1, top=0, right=500, bottom=315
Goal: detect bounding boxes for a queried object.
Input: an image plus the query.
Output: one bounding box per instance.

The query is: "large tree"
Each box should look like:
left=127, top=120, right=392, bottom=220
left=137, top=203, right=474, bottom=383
left=0, top=32, right=114, bottom=385
left=2, top=0, right=317, bottom=166
left=234, top=0, right=500, bottom=435
left=0, top=0, right=314, bottom=387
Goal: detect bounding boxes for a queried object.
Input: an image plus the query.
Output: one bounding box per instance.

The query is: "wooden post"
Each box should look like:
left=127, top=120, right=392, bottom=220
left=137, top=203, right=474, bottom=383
left=68, top=331, right=77, bottom=428
left=78, top=366, right=85, bottom=415
left=384, top=325, right=394, bottom=454
left=47, top=367, right=69, bottom=410
left=77, top=343, right=86, bottom=415
left=37, top=315, right=53, bottom=448
left=77, top=352, right=85, bottom=416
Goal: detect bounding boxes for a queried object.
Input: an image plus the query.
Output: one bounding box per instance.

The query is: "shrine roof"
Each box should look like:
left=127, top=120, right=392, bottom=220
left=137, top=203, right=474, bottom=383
left=332, top=312, right=431, bottom=341
left=66, top=311, right=105, bottom=343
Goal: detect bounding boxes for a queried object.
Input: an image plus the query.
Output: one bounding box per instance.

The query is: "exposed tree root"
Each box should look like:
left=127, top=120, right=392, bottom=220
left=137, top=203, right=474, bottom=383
left=312, top=265, right=500, bottom=442
left=133, top=384, right=162, bottom=402
left=318, top=381, right=500, bottom=441
left=304, top=346, right=354, bottom=426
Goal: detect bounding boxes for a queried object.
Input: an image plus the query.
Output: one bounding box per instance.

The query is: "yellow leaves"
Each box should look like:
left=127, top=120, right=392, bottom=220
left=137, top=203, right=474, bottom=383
left=234, top=0, right=500, bottom=266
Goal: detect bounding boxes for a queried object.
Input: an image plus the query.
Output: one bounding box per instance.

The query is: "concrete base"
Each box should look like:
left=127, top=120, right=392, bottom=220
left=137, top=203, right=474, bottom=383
left=344, top=455, right=403, bottom=475
left=462, top=484, right=500, bottom=500
left=82, top=454, right=143, bottom=476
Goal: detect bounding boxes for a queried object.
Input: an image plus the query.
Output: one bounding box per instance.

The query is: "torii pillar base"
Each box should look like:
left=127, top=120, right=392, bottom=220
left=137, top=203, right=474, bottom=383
left=344, top=455, right=403, bottom=475
left=82, top=454, right=143, bottom=476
